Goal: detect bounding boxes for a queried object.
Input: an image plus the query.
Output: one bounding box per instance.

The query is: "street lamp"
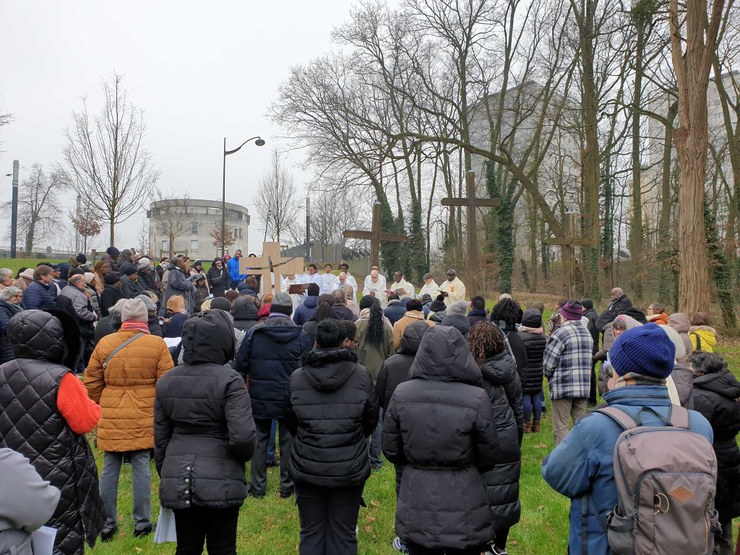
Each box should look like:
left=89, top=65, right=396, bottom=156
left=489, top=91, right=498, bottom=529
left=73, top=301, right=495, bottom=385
left=222, top=136, right=265, bottom=257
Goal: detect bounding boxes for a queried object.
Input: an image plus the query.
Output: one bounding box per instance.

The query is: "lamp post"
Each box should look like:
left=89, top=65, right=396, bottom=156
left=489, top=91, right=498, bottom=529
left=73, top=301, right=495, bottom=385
left=222, top=136, right=265, bottom=257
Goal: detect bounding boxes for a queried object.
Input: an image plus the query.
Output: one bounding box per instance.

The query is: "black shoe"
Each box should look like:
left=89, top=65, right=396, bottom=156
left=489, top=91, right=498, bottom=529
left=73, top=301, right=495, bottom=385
left=248, top=490, right=265, bottom=499
left=133, top=524, right=154, bottom=538
left=279, top=488, right=294, bottom=499
left=100, top=525, right=118, bottom=542
left=266, top=460, right=278, bottom=467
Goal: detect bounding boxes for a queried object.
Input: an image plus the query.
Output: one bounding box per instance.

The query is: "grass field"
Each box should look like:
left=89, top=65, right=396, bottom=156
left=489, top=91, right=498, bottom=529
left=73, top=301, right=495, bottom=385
left=86, top=342, right=740, bottom=554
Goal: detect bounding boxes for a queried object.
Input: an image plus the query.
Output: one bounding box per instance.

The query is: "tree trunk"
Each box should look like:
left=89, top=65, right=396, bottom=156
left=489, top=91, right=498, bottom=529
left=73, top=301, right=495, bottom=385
left=630, top=22, right=645, bottom=303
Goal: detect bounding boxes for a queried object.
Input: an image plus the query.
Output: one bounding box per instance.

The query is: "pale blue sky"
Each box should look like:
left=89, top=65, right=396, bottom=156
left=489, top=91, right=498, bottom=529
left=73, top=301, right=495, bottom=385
left=0, top=0, right=357, bottom=252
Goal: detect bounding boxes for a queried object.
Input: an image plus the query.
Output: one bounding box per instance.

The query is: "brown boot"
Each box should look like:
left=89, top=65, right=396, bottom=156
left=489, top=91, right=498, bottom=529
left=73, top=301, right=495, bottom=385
left=523, top=421, right=532, bottom=433
left=532, top=419, right=541, bottom=433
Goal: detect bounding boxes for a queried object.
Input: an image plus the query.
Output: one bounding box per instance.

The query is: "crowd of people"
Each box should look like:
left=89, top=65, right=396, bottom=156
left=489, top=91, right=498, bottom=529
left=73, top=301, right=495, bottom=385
left=0, top=250, right=737, bottom=555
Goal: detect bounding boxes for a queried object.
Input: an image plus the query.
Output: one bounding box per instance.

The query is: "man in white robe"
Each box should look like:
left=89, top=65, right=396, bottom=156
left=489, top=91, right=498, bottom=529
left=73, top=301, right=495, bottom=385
left=418, top=272, right=439, bottom=299
left=362, top=268, right=387, bottom=308
left=438, top=268, right=466, bottom=306
left=390, top=271, right=415, bottom=300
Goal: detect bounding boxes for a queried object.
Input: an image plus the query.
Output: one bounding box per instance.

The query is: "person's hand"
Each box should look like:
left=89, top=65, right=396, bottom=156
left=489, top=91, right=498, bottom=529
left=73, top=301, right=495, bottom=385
left=369, top=290, right=376, bottom=297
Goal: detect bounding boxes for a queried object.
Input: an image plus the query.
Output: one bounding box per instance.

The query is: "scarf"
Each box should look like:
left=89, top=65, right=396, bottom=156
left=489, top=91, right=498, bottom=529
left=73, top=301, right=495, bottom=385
left=120, top=320, right=150, bottom=334
left=612, top=372, right=665, bottom=390
left=518, top=325, right=544, bottom=334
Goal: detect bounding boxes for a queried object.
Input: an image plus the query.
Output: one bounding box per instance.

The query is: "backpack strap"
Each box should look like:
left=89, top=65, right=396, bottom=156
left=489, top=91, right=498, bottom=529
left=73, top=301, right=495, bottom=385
left=666, top=404, right=690, bottom=429
left=594, top=406, right=639, bottom=430
left=692, top=332, right=702, bottom=351
left=102, top=332, right=146, bottom=370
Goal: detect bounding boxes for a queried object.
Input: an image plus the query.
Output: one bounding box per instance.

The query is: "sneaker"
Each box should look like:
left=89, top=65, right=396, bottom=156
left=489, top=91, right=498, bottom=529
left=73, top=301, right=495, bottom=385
left=392, top=536, right=409, bottom=553
left=100, top=525, right=118, bottom=542
left=488, top=545, right=508, bottom=555
left=133, top=523, right=154, bottom=538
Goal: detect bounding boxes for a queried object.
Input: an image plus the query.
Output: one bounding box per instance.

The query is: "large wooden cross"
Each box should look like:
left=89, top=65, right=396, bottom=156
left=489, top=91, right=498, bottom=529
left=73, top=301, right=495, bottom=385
left=239, top=242, right=305, bottom=294
left=343, top=201, right=407, bottom=268
left=441, top=170, right=500, bottom=297
left=544, top=213, right=595, bottom=299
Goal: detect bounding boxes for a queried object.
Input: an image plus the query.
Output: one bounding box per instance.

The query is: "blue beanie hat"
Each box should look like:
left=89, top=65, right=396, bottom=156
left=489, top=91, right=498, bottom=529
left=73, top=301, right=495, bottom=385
left=610, top=323, right=676, bottom=379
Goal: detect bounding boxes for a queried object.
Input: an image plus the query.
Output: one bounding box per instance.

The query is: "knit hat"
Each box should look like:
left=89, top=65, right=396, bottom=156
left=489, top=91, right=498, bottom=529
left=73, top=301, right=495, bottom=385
left=75, top=253, right=87, bottom=264
left=19, top=268, right=34, bottom=281
left=137, top=257, right=151, bottom=270
left=121, top=264, right=138, bottom=277
left=136, top=294, right=157, bottom=313
left=210, top=297, right=232, bottom=312
left=104, top=273, right=120, bottom=285
left=121, top=298, right=148, bottom=323
left=447, top=300, right=468, bottom=317
left=106, top=247, right=120, bottom=258
left=193, top=260, right=202, bottom=268
left=429, top=295, right=446, bottom=313
left=560, top=301, right=583, bottom=321
left=271, top=292, right=293, bottom=315
left=521, top=308, right=542, bottom=328
left=610, top=323, right=676, bottom=379
left=84, top=272, right=96, bottom=285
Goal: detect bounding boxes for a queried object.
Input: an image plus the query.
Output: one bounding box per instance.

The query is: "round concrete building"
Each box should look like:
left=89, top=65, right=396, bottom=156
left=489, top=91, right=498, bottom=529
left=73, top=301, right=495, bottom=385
left=147, top=198, right=249, bottom=260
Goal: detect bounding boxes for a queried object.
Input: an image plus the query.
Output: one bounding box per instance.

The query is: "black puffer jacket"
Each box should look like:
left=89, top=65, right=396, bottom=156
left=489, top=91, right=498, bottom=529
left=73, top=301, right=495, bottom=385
left=285, top=348, right=378, bottom=488
left=235, top=315, right=312, bottom=419
left=376, top=322, right=427, bottom=410
left=479, top=353, right=523, bottom=529
left=0, top=300, right=23, bottom=364
left=207, top=262, right=229, bottom=298
left=382, top=326, right=498, bottom=550
left=231, top=296, right=259, bottom=333
left=100, top=285, right=124, bottom=317
left=518, top=328, right=547, bottom=395
left=692, top=370, right=740, bottom=521
left=0, top=310, right=103, bottom=555
left=497, top=323, right=527, bottom=375
left=440, top=313, right=471, bottom=338
left=595, top=293, right=632, bottom=331
left=155, top=309, right=256, bottom=510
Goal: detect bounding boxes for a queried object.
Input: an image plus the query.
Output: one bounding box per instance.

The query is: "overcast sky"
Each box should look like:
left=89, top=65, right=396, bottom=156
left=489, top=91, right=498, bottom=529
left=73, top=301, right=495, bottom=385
left=0, top=0, right=361, bottom=254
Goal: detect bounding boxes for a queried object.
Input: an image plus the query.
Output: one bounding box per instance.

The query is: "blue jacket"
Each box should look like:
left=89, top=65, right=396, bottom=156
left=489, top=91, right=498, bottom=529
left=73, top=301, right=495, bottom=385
left=227, top=257, right=246, bottom=283
left=542, top=385, right=713, bottom=555
left=292, top=296, right=318, bottom=326
left=384, top=300, right=407, bottom=326
left=22, top=281, right=55, bottom=311
left=235, top=314, right=312, bottom=420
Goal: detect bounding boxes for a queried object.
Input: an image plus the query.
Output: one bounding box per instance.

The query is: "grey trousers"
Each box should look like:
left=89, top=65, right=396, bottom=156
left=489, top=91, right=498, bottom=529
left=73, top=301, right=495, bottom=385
left=368, top=408, right=383, bottom=468
left=250, top=418, right=293, bottom=495
left=100, top=450, right=151, bottom=529
left=551, top=398, right=588, bottom=446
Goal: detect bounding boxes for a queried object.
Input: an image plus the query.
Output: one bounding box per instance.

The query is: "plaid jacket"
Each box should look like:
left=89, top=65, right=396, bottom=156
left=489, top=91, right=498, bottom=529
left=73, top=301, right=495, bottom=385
left=542, top=320, right=594, bottom=400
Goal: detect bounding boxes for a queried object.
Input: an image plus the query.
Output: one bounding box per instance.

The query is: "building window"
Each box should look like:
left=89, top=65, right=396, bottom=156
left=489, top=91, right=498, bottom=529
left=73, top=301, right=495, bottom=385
left=191, top=223, right=198, bottom=235
left=190, top=240, right=198, bottom=252
left=238, top=228, right=243, bottom=239
left=161, top=240, right=168, bottom=252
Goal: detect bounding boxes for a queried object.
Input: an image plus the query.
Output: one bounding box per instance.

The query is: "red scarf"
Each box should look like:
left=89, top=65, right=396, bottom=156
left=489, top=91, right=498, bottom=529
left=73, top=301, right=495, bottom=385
left=120, top=320, right=150, bottom=334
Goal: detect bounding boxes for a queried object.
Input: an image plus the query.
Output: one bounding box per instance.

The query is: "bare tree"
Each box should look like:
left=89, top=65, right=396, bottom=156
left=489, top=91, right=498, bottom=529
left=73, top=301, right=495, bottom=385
left=210, top=224, right=236, bottom=253
left=136, top=220, right=151, bottom=256
left=58, top=73, right=159, bottom=246
left=11, top=164, right=65, bottom=253
left=669, top=0, right=726, bottom=314
left=150, top=190, right=192, bottom=258
left=254, top=149, right=303, bottom=243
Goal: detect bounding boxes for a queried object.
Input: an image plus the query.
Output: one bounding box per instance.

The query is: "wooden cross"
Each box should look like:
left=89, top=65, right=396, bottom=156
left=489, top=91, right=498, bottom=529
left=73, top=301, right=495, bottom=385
left=441, top=170, right=500, bottom=297
left=239, top=242, right=305, bottom=294
left=343, top=201, right=407, bottom=268
left=544, top=213, right=595, bottom=299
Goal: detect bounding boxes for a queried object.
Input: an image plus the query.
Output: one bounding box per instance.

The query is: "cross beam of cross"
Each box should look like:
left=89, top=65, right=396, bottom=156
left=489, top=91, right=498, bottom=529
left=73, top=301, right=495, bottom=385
left=343, top=202, right=407, bottom=269
left=441, top=170, right=500, bottom=297
left=240, top=242, right=305, bottom=294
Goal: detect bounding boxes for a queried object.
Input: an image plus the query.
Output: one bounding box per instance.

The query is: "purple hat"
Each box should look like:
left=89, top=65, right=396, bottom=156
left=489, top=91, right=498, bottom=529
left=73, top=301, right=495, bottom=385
left=560, top=301, right=583, bottom=321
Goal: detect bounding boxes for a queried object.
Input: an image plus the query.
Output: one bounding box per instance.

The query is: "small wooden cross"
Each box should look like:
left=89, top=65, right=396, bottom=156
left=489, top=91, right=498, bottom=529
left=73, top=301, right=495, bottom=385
left=441, top=170, right=500, bottom=297
left=239, top=242, right=305, bottom=294
left=343, top=202, right=407, bottom=269
left=544, top=213, right=594, bottom=298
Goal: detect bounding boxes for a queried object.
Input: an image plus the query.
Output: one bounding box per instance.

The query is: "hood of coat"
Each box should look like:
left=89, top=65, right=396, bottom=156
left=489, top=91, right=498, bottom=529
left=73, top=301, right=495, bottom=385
left=258, top=316, right=305, bottom=344
left=690, top=325, right=717, bottom=337
left=439, top=313, right=471, bottom=336
left=182, top=308, right=235, bottom=365
left=302, top=348, right=359, bottom=391
left=694, top=370, right=740, bottom=400
left=231, top=297, right=259, bottom=321
left=668, top=312, right=691, bottom=334
left=409, top=325, right=481, bottom=386
left=399, top=321, right=429, bottom=355
left=7, top=309, right=80, bottom=367
left=302, top=295, right=319, bottom=309
left=480, top=352, right=517, bottom=386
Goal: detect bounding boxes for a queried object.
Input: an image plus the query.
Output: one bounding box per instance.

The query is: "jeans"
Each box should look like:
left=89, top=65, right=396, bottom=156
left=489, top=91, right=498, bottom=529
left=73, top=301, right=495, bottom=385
left=406, top=542, right=483, bottom=555
left=296, top=483, right=364, bottom=555
left=551, top=398, right=588, bottom=445
left=100, top=450, right=151, bottom=529
left=173, top=505, right=239, bottom=555
left=266, top=419, right=277, bottom=464
left=250, top=418, right=293, bottom=495
left=522, top=393, right=543, bottom=422
left=368, top=407, right=383, bottom=469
